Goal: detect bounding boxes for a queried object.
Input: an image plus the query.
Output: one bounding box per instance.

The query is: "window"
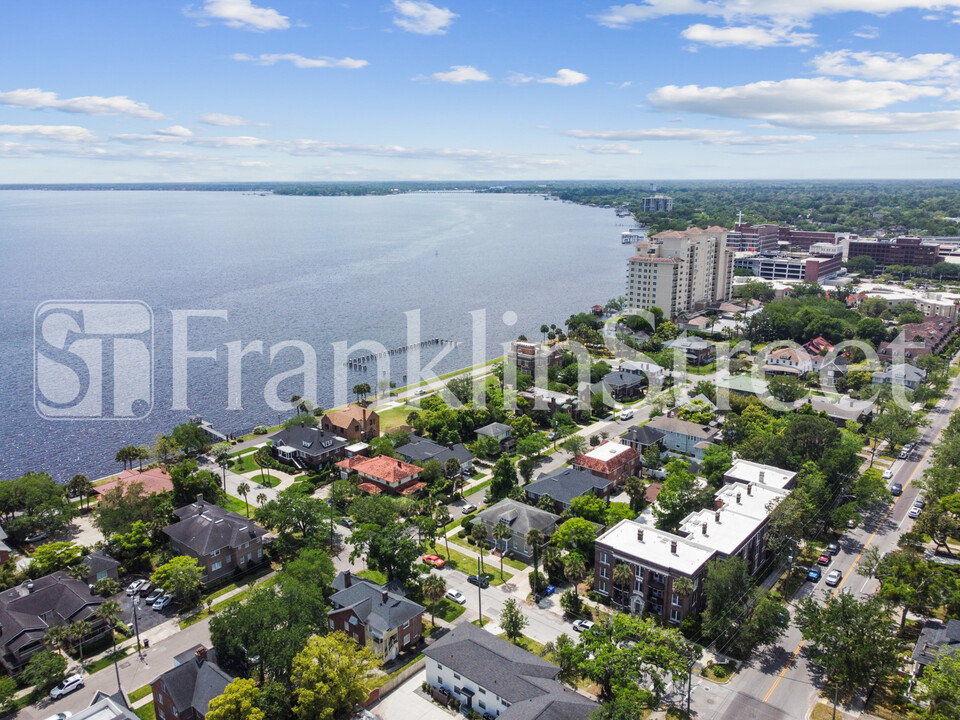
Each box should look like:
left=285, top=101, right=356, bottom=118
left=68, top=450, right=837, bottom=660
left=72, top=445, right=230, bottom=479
left=158, top=710, right=165, bottom=720
left=479, top=701, right=486, bottom=710
left=600, top=566, right=609, bottom=579
left=454, top=674, right=461, bottom=680
left=210, top=549, right=220, bottom=557
left=600, top=551, right=609, bottom=564
left=349, top=616, right=358, bottom=625
left=226, top=555, right=232, bottom=564
left=670, top=608, right=681, bottom=623
left=598, top=581, right=607, bottom=593
left=329, top=619, right=334, bottom=629
left=96, top=570, right=108, bottom=581
left=211, top=561, right=222, bottom=572
left=672, top=593, right=681, bottom=607
left=403, top=621, right=410, bottom=629
left=479, top=688, right=486, bottom=694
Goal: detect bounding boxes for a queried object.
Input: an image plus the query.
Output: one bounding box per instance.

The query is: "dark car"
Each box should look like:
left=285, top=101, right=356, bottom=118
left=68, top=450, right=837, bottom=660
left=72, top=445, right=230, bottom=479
left=341, top=517, right=355, bottom=528
left=826, top=542, right=840, bottom=555
left=467, top=575, right=490, bottom=589
left=891, top=483, right=903, bottom=496
left=807, top=567, right=822, bottom=582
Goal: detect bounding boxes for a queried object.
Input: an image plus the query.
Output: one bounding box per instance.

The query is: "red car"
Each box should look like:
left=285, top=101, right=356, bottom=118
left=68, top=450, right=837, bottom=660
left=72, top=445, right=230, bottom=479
left=422, top=554, right=446, bottom=568
left=817, top=553, right=831, bottom=566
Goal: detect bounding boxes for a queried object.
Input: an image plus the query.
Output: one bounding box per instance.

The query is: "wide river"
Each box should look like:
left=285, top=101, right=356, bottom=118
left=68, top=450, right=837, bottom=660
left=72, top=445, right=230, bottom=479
left=0, top=190, right=634, bottom=481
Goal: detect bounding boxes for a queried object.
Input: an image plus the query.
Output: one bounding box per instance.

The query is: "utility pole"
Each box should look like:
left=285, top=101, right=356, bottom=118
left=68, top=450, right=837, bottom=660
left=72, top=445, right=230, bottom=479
left=686, top=655, right=695, bottom=718
left=477, top=557, right=483, bottom=626
left=132, top=597, right=143, bottom=659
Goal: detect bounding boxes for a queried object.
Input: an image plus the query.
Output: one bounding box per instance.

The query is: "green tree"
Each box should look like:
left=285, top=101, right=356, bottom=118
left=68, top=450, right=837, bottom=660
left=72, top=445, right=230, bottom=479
left=641, top=445, right=662, bottom=478
left=500, top=597, right=528, bottom=644
left=565, top=494, right=607, bottom=524
left=291, top=632, right=379, bottom=720
left=510, top=414, right=536, bottom=440
left=563, top=434, right=589, bottom=458
left=623, top=476, right=647, bottom=513
left=68, top=619, right=92, bottom=671
left=171, top=422, right=209, bottom=454
left=847, top=255, right=877, bottom=275
left=169, top=460, right=224, bottom=508
left=474, top=434, right=501, bottom=460
left=207, top=678, right=265, bottom=720
left=0, top=676, right=16, bottom=717
left=352, top=383, right=372, bottom=406
left=551, top=517, right=598, bottom=557
left=605, top=503, right=635, bottom=527
left=422, top=574, right=446, bottom=626
left=23, top=649, right=66, bottom=693
left=152, top=433, right=177, bottom=466
left=918, top=650, right=960, bottom=719
left=45, top=625, right=71, bottom=658
left=654, top=459, right=711, bottom=531
left=527, top=528, right=546, bottom=587
left=542, top=633, right=580, bottom=685
left=237, top=482, right=252, bottom=518
left=564, top=553, right=588, bottom=596
left=151, top=555, right=204, bottom=607
left=492, top=521, right=512, bottom=579
left=283, top=413, right=318, bottom=430
left=95, top=599, right=124, bottom=689
left=67, top=473, right=94, bottom=511
left=471, top=523, right=489, bottom=573
left=349, top=520, right=422, bottom=584
left=700, top=444, right=733, bottom=488
left=490, top=456, right=518, bottom=501
left=768, top=374, right=807, bottom=403
left=94, top=577, right=121, bottom=598
left=31, top=541, right=84, bottom=576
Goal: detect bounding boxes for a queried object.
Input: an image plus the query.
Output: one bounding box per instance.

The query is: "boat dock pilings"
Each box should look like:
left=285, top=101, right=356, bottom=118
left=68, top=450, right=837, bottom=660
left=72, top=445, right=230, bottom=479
left=344, top=338, right=459, bottom=369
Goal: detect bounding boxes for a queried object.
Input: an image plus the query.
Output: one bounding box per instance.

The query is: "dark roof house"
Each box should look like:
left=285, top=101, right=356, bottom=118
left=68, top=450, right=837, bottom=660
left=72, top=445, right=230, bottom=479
left=152, top=646, right=234, bottom=720
left=913, top=619, right=960, bottom=673
left=621, top=425, right=666, bottom=452
left=82, top=550, right=121, bottom=585
left=270, top=424, right=349, bottom=470
left=395, top=435, right=475, bottom=473
left=525, top=467, right=613, bottom=510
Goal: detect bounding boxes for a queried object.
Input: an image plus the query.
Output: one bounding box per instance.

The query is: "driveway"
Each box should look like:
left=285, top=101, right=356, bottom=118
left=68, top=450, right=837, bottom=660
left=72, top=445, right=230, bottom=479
left=371, top=669, right=455, bottom=720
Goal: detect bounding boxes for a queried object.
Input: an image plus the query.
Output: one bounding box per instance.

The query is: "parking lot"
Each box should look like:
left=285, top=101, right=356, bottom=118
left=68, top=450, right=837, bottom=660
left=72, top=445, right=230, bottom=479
left=116, top=581, right=176, bottom=636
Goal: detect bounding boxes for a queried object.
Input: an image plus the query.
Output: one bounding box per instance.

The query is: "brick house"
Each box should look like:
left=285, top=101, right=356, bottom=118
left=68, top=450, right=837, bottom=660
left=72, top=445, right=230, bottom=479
left=321, top=404, right=381, bottom=442
left=162, top=495, right=267, bottom=585
left=571, top=441, right=642, bottom=486
left=335, top=455, right=425, bottom=496
left=328, top=571, right=424, bottom=662
left=151, top=646, right=233, bottom=720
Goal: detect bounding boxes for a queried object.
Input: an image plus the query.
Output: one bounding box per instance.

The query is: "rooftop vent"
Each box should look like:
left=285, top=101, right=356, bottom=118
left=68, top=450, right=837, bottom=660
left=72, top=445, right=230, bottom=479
left=670, top=540, right=678, bottom=555
left=701, top=522, right=707, bottom=535
left=637, top=528, right=644, bottom=542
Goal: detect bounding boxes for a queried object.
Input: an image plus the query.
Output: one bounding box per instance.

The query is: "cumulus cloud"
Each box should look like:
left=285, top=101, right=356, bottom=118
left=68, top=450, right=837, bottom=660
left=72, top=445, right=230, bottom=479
left=594, top=1, right=960, bottom=28
left=185, top=0, right=290, bottom=31
left=853, top=24, right=880, bottom=37
left=429, top=65, right=490, bottom=83
left=577, top=143, right=644, bottom=155
left=811, top=50, right=960, bottom=81
left=155, top=126, right=193, bottom=137
left=232, top=53, right=368, bottom=69
left=506, top=72, right=534, bottom=85
left=392, top=0, right=457, bottom=34
left=681, top=23, right=817, bottom=47
left=0, top=88, right=162, bottom=119
left=199, top=112, right=267, bottom=126
left=538, top=69, right=589, bottom=86
left=0, top=124, right=97, bottom=142
left=564, top=127, right=816, bottom=145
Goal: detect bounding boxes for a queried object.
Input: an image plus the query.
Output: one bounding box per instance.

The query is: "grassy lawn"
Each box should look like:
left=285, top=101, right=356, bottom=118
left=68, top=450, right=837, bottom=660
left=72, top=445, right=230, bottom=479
left=378, top=403, right=415, bottom=432
left=426, top=597, right=467, bottom=623
left=231, top=453, right=260, bottom=472
left=433, top=543, right=512, bottom=586
left=87, top=647, right=131, bottom=675
left=135, top=701, right=156, bottom=720
left=179, top=586, right=255, bottom=630
left=220, top=494, right=251, bottom=516
left=500, top=633, right=546, bottom=655
left=465, top=478, right=492, bottom=498
left=701, top=661, right=737, bottom=682
left=128, top=685, right=153, bottom=703
left=446, top=535, right=525, bottom=571
left=358, top=568, right=389, bottom=585
left=443, top=511, right=476, bottom=534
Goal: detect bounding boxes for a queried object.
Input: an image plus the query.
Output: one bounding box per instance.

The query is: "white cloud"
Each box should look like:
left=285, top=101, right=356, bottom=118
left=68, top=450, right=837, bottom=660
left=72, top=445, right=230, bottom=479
left=538, top=69, right=590, bottom=86
left=156, top=126, right=193, bottom=137
left=392, top=0, right=457, bottom=35
left=232, top=53, right=368, bottom=69
left=852, top=24, right=880, bottom=37
left=577, top=143, right=644, bottom=155
left=185, top=0, right=290, bottom=31
left=506, top=72, right=534, bottom=85
left=564, top=127, right=815, bottom=145
left=429, top=65, right=490, bottom=83
left=0, top=124, right=97, bottom=142
left=199, top=112, right=267, bottom=126
left=593, top=0, right=960, bottom=27
left=0, top=88, right=162, bottom=119
left=647, top=77, right=942, bottom=116
left=811, top=50, right=960, bottom=81
left=681, top=23, right=817, bottom=48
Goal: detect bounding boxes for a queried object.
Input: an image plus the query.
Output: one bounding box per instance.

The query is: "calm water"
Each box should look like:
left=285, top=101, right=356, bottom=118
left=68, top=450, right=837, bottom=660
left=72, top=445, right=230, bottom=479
left=0, top=191, right=633, bottom=481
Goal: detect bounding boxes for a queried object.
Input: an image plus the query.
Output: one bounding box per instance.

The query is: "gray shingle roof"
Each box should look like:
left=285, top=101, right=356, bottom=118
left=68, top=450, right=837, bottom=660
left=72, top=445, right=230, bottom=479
left=424, top=622, right=559, bottom=703
left=525, top=468, right=610, bottom=506
left=601, top=371, right=645, bottom=389
left=164, top=498, right=267, bottom=556
left=83, top=551, right=120, bottom=575
left=913, top=619, right=960, bottom=667
left=623, top=425, right=665, bottom=446
left=647, top=416, right=720, bottom=441
left=396, top=436, right=474, bottom=467
left=329, top=576, right=424, bottom=633
left=472, top=499, right=560, bottom=536
left=476, top=422, right=512, bottom=438
left=156, top=656, right=233, bottom=717
left=499, top=687, right=597, bottom=720
left=269, top=425, right=348, bottom=459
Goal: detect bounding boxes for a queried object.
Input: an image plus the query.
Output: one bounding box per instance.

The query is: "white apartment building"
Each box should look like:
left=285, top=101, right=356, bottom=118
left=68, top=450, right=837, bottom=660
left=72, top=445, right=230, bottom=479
left=625, top=227, right=735, bottom=318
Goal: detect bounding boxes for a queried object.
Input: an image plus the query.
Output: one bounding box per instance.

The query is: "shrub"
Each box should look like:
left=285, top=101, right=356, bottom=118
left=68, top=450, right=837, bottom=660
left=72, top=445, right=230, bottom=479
left=529, top=570, right=547, bottom=595
left=559, top=589, right=583, bottom=617
left=713, top=666, right=726, bottom=679
left=457, top=530, right=467, bottom=539
left=253, top=425, right=268, bottom=435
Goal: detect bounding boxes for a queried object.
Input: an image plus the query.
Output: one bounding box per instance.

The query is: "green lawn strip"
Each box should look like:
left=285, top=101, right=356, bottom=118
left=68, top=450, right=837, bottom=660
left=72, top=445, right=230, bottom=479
left=465, top=479, right=492, bottom=498
left=443, top=511, right=476, bottom=534
left=378, top=404, right=415, bottom=432
left=498, top=633, right=546, bottom=656
left=220, top=494, right=250, bottom=516
left=358, top=568, right=389, bottom=585
left=179, top=587, right=255, bottom=630
left=128, top=684, right=153, bottom=703
left=135, top=701, right=156, bottom=720
left=229, top=446, right=259, bottom=458
left=86, top=647, right=132, bottom=675
left=366, top=652, right=425, bottom=692
left=446, top=534, right=527, bottom=572
left=435, top=542, right=511, bottom=586
left=424, top=598, right=467, bottom=623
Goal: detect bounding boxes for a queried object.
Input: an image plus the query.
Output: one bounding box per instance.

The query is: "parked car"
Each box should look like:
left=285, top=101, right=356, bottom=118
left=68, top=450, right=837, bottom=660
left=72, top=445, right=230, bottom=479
left=466, top=575, right=489, bottom=589
left=548, top=431, right=557, bottom=440
left=915, top=495, right=926, bottom=508
left=445, top=590, right=466, bottom=604
left=153, top=593, right=174, bottom=610
left=24, top=531, right=48, bottom=544
left=909, top=505, right=922, bottom=519
left=144, top=587, right=164, bottom=604
left=49, top=675, right=84, bottom=700
left=817, top=553, right=832, bottom=566
left=619, top=410, right=634, bottom=421
left=891, top=483, right=903, bottom=496
left=341, top=517, right=355, bottom=528
left=544, top=585, right=556, bottom=596
left=461, top=503, right=477, bottom=514
left=899, top=448, right=910, bottom=460
left=43, top=713, right=73, bottom=720
left=126, top=579, right=146, bottom=596
left=825, top=569, right=843, bottom=587
left=883, top=470, right=894, bottom=480
left=422, top=554, right=446, bottom=568
left=572, top=619, right=595, bottom=632
left=826, top=542, right=840, bottom=555
left=138, top=582, right=154, bottom=597
left=807, top=567, right=822, bottom=582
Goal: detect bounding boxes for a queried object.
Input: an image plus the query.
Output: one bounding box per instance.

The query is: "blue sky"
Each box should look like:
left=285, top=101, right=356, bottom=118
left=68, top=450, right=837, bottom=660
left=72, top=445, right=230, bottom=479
left=2, top=0, right=960, bottom=181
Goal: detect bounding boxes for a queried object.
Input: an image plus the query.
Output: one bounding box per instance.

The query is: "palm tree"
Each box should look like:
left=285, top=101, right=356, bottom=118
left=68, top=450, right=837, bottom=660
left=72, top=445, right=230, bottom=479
left=237, top=482, right=251, bottom=517
left=67, top=563, right=87, bottom=582
left=67, top=474, right=93, bottom=511
left=68, top=619, right=92, bottom=672
left=612, top=563, right=634, bottom=608
left=45, top=625, right=71, bottom=657
left=134, top=446, right=149, bottom=471
left=540, top=324, right=549, bottom=342
left=422, top=574, right=446, bottom=626
left=541, top=544, right=562, bottom=584
left=435, top=507, right=452, bottom=559
left=256, top=492, right=267, bottom=507
left=492, top=521, right=511, bottom=580
left=526, top=528, right=545, bottom=587
left=471, top=523, right=488, bottom=573
left=563, top=553, right=587, bottom=596
left=96, top=600, right=123, bottom=691
left=352, top=383, right=371, bottom=406
left=114, top=446, right=132, bottom=470
left=623, top=475, right=646, bottom=512
left=673, top=577, right=694, bottom=600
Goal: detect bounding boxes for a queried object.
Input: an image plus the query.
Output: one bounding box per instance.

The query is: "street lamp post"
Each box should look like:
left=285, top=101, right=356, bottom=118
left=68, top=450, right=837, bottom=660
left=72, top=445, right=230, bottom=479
left=132, top=597, right=142, bottom=659
left=477, top=557, right=483, bottom=625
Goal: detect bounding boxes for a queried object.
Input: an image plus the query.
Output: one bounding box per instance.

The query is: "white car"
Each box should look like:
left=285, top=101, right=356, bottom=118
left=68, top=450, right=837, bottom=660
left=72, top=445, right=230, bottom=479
left=125, top=579, right=146, bottom=596
left=461, top=503, right=477, bottom=514
left=909, top=505, right=922, bottom=519
left=44, top=713, right=73, bottom=720
left=572, top=619, right=595, bottom=632
left=882, top=469, right=894, bottom=480
left=153, top=593, right=174, bottom=610
left=49, top=674, right=84, bottom=700
left=445, top=590, right=466, bottom=605
left=619, top=410, right=634, bottom=421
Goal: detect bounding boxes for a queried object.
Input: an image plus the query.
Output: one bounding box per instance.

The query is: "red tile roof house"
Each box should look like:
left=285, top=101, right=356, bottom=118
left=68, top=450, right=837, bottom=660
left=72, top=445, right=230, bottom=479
left=572, top=442, right=642, bottom=486
left=335, top=456, right=425, bottom=496
left=93, top=467, right=174, bottom=499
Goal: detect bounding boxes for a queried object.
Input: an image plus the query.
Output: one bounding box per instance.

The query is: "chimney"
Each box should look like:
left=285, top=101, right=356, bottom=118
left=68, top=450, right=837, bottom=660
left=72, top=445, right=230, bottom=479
left=701, top=522, right=707, bottom=535
left=736, top=491, right=741, bottom=504
left=714, top=497, right=723, bottom=510
left=747, top=484, right=752, bottom=496
left=382, top=590, right=389, bottom=603
left=195, top=646, right=207, bottom=666
left=670, top=540, right=678, bottom=555
left=758, top=471, right=765, bottom=484
left=397, top=460, right=402, bottom=468
left=247, top=520, right=255, bottom=536
left=343, top=570, right=352, bottom=588
left=715, top=510, right=721, bottom=523
left=196, top=493, right=204, bottom=506
left=637, top=528, right=644, bottom=542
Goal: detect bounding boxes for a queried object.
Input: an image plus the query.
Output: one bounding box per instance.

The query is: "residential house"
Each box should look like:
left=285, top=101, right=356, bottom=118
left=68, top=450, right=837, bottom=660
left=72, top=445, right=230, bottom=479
left=763, top=347, right=813, bottom=377
left=525, top=467, right=615, bottom=513
left=716, top=375, right=769, bottom=398
left=508, top=341, right=564, bottom=376
left=395, top=435, right=475, bottom=475
left=321, top=404, right=381, bottom=442
left=475, top=422, right=515, bottom=453
left=646, top=417, right=720, bottom=459
left=335, top=455, right=425, bottom=496
left=682, top=314, right=722, bottom=335
left=327, top=571, right=425, bottom=662
left=806, top=396, right=875, bottom=426
left=912, top=619, right=960, bottom=677
left=74, top=694, right=139, bottom=720
left=81, top=550, right=121, bottom=586
left=878, top=317, right=956, bottom=364
left=151, top=646, right=234, bottom=720
left=424, top=621, right=597, bottom=720
left=518, top=386, right=587, bottom=419
left=667, top=394, right=718, bottom=420
left=93, top=467, right=174, bottom=499
left=471, top=500, right=561, bottom=562
left=162, top=495, right=267, bottom=585
left=803, top=336, right=834, bottom=356
left=666, top=337, right=716, bottom=365
left=723, top=459, right=797, bottom=491
left=270, top=424, right=349, bottom=470
left=0, top=571, right=107, bottom=674
left=600, top=371, right=646, bottom=401
left=617, top=360, right=666, bottom=387
left=621, top=425, right=666, bottom=454
left=872, top=364, right=927, bottom=391
left=572, top=442, right=642, bottom=485
left=816, top=356, right=848, bottom=388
